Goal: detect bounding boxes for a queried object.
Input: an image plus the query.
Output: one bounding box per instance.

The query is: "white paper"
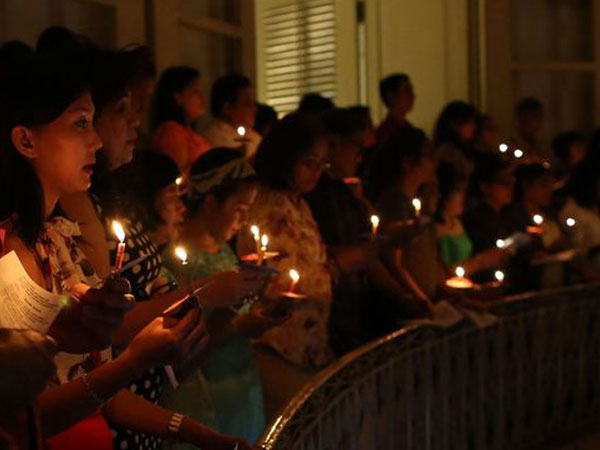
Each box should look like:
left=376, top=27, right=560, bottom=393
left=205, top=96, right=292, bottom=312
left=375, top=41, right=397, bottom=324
left=409, top=300, right=464, bottom=328
left=0, top=251, right=63, bottom=333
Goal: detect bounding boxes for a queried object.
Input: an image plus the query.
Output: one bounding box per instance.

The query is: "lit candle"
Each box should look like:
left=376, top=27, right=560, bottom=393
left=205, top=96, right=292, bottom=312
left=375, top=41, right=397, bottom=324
left=175, top=246, right=188, bottom=266
left=533, top=214, right=544, bottom=225
left=288, top=269, right=300, bottom=294
left=175, top=177, right=183, bottom=187
left=257, top=234, right=269, bottom=266
left=514, top=149, right=524, bottom=159
left=496, top=239, right=506, bottom=249
left=566, top=217, right=576, bottom=228
left=445, top=266, right=474, bottom=289
left=412, top=198, right=422, bottom=218
left=370, top=215, right=380, bottom=235
left=495, top=270, right=505, bottom=283
left=112, top=220, right=126, bottom=273
left=250, top=225, right=260, bottom=255
left=237, top=126, right=246, bottom=137
left=499, top=143, right=508, bottom=153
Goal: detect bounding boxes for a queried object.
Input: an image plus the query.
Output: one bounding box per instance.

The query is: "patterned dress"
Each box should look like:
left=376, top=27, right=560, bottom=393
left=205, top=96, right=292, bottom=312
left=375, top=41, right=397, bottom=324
left=237, top=187, right=334, bottom=368
left=94, top=197, right=166, bottom=450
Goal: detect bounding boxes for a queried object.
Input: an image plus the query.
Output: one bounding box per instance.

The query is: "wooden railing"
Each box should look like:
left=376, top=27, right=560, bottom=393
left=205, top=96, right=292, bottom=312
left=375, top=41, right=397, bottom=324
left=259, top=284, right=600, bottom=449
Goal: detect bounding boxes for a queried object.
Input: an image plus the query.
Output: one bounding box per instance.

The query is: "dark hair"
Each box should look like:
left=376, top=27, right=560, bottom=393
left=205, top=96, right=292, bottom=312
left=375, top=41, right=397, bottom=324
left=113, top=151, right=180, bottom=231
left=323, top=108, right=365, bottom=140
left=0, top=56, right=87, bottom=245
left=566, top=162, right=600, bottom=209
left=254, top=102, right=278, bottom=136
left=552, top=131, right=585, bottom=165
left=346, top=105, right=372, bottom=131
left=122, top=44, right=156, bottom=82
left=435, top=162, right=465, bottom=223
left=468, top=154, right=512, bottom=200
left=516, top=97, right=543, bottom=118
left=379, top=73, right=410, bottom=108
left=254, top=112, right=325, bottom=191
left=36, top=26, right=87, bottom=59
left=297, top=93, right=335, bottom=115
left=433, top=101, right=478, bottom=147
left=152, top=66, right=199, bottom=129
left=366, top=127, right=429, bottom=201
left=210, top=73, right=251, bottom=118
left=0, top=41, right=33, bottom=79
left=513, top=163, right=550, bottom=201
left=188, top=147, right=256, bottom=213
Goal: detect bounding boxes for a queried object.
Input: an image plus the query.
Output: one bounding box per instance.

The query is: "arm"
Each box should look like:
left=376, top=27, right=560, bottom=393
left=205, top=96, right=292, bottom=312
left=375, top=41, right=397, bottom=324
left=104, top=389, right=255, bottom=450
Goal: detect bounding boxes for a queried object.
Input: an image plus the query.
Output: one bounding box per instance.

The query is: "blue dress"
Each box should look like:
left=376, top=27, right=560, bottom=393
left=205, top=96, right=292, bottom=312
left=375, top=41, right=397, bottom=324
left=161, top=243, right=265, bottom=447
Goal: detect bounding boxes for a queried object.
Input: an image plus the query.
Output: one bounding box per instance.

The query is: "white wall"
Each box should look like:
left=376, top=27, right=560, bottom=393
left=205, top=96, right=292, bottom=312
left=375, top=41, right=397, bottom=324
left=368, top=0, right=471, bottom=134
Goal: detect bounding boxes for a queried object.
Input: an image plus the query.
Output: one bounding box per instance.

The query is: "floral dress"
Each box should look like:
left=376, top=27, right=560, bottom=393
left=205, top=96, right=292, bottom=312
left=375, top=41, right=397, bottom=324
left=237, top=187, right=333, bottom=368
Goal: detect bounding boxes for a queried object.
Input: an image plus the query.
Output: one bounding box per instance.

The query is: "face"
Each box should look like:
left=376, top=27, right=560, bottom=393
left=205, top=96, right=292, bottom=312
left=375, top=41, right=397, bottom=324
left=443, top=189, right=466, bottom=219
left=226, top=87, right=256, bottom=128
left=153, top=183, right=186, bottom=244
left=328, top=133, right=363, bottom=178
left=520, top=111, right=544, bottom=137
left=412, top=149, right=437, bottom=186
left=174, top=78, right=205, bottom=123
left=130, top=77, right=155, bottom=125
left=525, top=174, right=553, bottom=207
left=483, top=171, right=514, bottom=208
left=207, top=186, right=258, bottom=243
left=18, top=92, right=102, bottom=197
left=292, top=138, right=329, bottom=194
left=94, top=92, right=140, bottom=170
left=393, top=81, right=415, bottom=115
left=568, top=141, right=588, bottom=167
left=456, top=119, right=477, bottom=142
left=478, top=118, right=500, bottom=151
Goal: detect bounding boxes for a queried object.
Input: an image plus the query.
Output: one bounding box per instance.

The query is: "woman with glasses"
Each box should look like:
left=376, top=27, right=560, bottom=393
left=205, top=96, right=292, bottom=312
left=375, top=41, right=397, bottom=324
left=237, top=113, right=334, bottom=422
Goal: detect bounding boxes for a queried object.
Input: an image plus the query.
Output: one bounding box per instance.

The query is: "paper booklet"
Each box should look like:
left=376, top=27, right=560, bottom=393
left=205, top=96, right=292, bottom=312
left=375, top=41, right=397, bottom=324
left=0, top=251, right=63, bottom=333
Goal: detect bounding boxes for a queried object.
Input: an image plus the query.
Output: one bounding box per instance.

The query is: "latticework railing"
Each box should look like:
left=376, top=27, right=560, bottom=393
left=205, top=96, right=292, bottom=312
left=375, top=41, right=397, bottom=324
left=259, top=284, right=600, bottom=450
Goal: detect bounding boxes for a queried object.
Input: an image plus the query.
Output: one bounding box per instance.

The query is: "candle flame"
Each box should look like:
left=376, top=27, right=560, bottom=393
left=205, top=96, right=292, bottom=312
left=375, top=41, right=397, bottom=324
left=370, top=215, right=380, bottom=227
left=455, top=266, right=465, bottom=278
left=289, top=269, right=300, bottom=283
left=261, top=234, right=269, bottom=248
left=495, top=270, right=505, bottom=282
left=514, top=149, right=524, bottom=159
left=174, top=246, right=188, bottom=264
left=250, top=225, right=260, bottom=240
left=237, top=126, right=246, bottom=137
left=566, top=217, right=576, bottom=227
left=412, top=198, right=422, bottom=211
left=499, top=143, right=508, bottom=153
left=533, top=214, right=544, bottom=225
left=175, top=177, right=183, bottom=186
left=496, top=239, right=506, bottom=249
left=112, top=220, right=125, bottom=243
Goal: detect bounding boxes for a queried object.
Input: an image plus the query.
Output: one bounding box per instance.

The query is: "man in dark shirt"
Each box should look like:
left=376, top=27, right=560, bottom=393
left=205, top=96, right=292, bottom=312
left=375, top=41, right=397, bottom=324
left=376, top=73, right=415, bottom=146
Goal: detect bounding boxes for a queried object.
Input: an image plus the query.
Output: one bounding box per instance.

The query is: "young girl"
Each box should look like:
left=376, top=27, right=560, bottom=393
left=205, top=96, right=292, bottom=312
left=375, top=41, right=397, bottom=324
left=0, top=54, right=236, bottom=450
left=161, top=147, right=285, bottom=447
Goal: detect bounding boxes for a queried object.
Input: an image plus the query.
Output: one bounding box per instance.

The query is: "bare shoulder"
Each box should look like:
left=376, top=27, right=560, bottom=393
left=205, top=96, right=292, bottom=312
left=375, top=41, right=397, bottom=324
left=4, top=230, right=46, bottom=288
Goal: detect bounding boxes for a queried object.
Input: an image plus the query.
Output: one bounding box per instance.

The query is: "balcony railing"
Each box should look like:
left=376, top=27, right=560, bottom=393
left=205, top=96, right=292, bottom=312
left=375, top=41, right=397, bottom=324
left=259, top=283, right=600, bottom=449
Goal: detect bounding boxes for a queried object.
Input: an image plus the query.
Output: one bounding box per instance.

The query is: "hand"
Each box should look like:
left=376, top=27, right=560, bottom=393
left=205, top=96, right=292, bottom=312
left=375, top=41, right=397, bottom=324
left=200, top=269, right=268, bottom=309
left=233, top=302, right=289, bottom=338
left=0, top=329, right=57, bottom=409
left=127, top=305, right=209, bottom=369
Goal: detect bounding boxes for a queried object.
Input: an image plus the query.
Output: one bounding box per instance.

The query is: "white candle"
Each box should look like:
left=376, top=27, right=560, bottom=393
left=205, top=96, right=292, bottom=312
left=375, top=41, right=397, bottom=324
left=495, top=270, right=505, bottom=283
left=412, top=198, right=422, bottom=217
left=112, top=220, right=126, bottom=272
left=513, top=149, right=524, bottom=159
left=288, top=269, right=300, bottom=294
left=566, top=217, right=576, bottom=228
left=257, top=234, right=269, bottom=265
left=175, top=246, right=188, bottom=266
left=455, top=266, right=465, bottom=278
left=533, top=214, right=544, bottom=225
left=370, top=215, right=380, bottom=235
left=237, top=126, right=246, bottom=137
left=496, top=239, right=506, bottom=249
left=499, top=143, right=508, bottom=153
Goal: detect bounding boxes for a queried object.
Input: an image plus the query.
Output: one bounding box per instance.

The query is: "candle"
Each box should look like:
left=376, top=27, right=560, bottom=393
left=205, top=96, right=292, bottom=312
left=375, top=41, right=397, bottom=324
left=174, top=246, right=188, bottom=266
left=445, top=266, right=474, bottom=289
left=412, top=198, right=422, bottom=217
left=495, top=270, right=505, bottom=283
left=237, top=126, right=246, bottom=137
left=499, top=143, right=508, bottom=153
left=496, top=239, right=506, bottom=249
left=566, top=217, right=576, bottom=228
left=175, top=177, right=183, bottom=187
left=288, top=269, right=300, bottom=294
left=257, top=234, right=269, bottom=266
left=112, top=220, right=126, bottom=272
left=513, top=149, right=524, bottom=159
left=250, top=224, right=260, bottom=254
left=370, top=215, right=380, bottom=235
left=533, top=214, right=544, bottom=225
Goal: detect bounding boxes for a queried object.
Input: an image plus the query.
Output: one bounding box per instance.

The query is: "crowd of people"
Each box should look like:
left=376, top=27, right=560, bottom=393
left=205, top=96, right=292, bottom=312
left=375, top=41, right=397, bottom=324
left=1, top=26, right=600, bottom=450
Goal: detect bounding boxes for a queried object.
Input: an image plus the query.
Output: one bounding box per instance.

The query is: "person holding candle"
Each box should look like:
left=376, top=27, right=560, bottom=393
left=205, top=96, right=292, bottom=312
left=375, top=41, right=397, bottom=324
left=367, top=127, right=439, bottom=319
left=203, top=74, right=261, bottom=159
left=0, top=54, right=256, bottom=450
left=161, top=147, right=287, bottom=447
left=150, top=66, right=211, bottom=176
left=236, top=113, right=335, bottom=420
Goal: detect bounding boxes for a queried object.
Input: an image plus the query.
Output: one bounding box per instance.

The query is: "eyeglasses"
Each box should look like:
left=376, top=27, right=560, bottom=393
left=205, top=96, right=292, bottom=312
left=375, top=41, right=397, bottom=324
left=300, top=157, right=331, bottom=172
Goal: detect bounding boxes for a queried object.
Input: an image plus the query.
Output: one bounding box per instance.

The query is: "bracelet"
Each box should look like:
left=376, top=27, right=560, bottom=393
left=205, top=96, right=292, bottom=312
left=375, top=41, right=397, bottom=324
left=79, top=369, right=106, bottom=406
left=167, top=412, right=185, bottom=439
